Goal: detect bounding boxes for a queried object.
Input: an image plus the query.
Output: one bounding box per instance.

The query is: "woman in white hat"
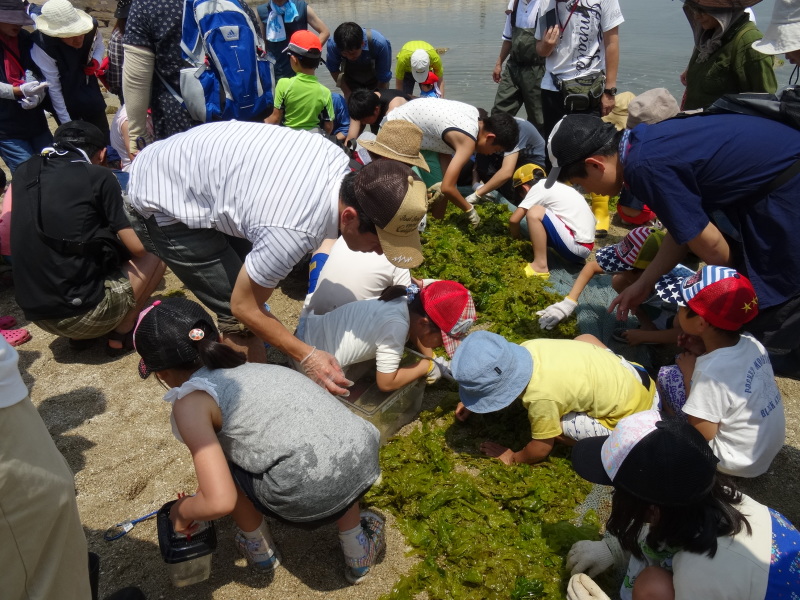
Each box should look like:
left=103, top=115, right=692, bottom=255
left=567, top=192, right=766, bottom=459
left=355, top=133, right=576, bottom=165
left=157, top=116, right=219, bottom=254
left=30, top=0, right=108, bottom=142
left=752, top=0, right=800, bottom=83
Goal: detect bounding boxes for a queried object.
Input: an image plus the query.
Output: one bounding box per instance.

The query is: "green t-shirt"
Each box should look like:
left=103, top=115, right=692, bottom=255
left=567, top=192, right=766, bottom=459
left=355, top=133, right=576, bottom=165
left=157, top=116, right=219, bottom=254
left=273, top=72, right=334, bottom=130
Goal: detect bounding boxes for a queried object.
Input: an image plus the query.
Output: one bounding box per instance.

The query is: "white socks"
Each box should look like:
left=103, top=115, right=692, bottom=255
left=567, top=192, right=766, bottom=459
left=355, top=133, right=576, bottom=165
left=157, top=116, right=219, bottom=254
left=338, top=524, right=366, bottom=559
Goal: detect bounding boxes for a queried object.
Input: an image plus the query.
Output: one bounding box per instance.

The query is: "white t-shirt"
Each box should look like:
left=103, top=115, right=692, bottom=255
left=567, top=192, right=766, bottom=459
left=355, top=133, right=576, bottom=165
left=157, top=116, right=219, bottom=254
left=536, top=0, right=624, bottom=92
left=502, top=0, right=541, bottom=40
left=683, top=334, right=785, bottom=478
left=301, top=297, right=410, bottom=373
left=304, top=237, right=411, bottom=316
left=0, top=337, right=29, bottom=409
left=518, top=180, right=596, bottom=243
left=128, top=122, right=348, bottom=289
left=386, top=98, right=479, bottom=155
left=621, top=494, right=771, bottom=600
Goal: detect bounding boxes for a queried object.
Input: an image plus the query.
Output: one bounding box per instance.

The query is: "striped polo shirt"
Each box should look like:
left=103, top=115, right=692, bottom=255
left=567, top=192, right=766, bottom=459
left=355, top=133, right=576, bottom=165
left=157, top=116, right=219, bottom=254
left=128, top=122, right=350, bottom=289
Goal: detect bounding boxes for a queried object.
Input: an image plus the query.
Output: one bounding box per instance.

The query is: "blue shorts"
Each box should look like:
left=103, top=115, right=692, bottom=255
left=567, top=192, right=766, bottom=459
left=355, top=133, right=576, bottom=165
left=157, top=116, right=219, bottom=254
left=541, top=210, right=593, bottom=265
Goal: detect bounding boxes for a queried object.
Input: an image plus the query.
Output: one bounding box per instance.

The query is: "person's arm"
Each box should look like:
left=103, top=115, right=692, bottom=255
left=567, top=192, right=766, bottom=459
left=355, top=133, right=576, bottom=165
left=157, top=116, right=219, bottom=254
left=117, top=227, right=149, bottom=258
left=568, top=261, right=604, bottom=303
left=30, top=44, right=70, bottom=123
left=121, top=44, right=155, bottom=158
left=685, top=221, right=731, bottom=267
left=687, top=415, right=720, bottom=441
left=455, top=401, right=472, bottom=421
left=480, top=437, right=555, bottom=465
left=229, top=265, right=350, bottom=394
left=345, top=118, right=363, bottom=143
left=493, top=40, right=512, bottom=83
left=306, top=6, right=330, bottom=46
left=168, top=392, right=238, bottom=533
left=609, top=232, right=687, bottom=319
left=90, top=27, right=105, bottom=64
left=324, top=40, right=341, bottom=85
left=374, top=37, right=392, bottom=88
left=394, top=77, right=403, bottom=91
left=600, top=26, right=620, bottom=117
left=476, top=152, right=517, bottom=196
left=440, top=131, right=477, bottom=212
left=509, top=207, right=527, bottom=239
left=676, top=350, right=697, bottom=395
left=375, top=359, right=431, bottom=392
left=536, top=26, right=559, bottom=58
left=264, top=106, right=282, bottom=125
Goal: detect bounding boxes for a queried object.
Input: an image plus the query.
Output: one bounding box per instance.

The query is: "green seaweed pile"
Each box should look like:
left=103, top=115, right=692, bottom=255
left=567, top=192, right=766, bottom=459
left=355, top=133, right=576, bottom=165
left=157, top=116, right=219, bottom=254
left=365, top=203, right=600, bottom=599
left=415, top=202, right=577, bottom=342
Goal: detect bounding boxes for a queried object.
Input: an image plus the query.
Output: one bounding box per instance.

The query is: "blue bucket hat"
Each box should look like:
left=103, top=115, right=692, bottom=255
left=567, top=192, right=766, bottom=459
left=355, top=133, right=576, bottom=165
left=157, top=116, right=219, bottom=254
left=451, top=331, right=534, bottom=413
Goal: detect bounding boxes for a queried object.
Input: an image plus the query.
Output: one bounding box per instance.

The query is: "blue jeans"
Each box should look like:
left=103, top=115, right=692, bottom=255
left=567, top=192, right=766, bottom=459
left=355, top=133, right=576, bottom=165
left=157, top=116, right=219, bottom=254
left=129, top=211, right=252, bottom=333
left=0, top=131, right=54, bottom=173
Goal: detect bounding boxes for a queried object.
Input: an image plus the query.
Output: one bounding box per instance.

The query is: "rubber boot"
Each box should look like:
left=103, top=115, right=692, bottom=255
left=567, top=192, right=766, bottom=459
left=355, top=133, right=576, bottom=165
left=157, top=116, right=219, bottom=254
left=590, top=193, right=610, bottom=238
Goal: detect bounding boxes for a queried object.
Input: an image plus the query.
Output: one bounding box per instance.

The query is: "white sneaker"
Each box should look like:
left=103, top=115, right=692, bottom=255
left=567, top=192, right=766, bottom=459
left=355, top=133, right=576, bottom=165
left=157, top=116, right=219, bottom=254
left=234, top=530, right=281, bottom=571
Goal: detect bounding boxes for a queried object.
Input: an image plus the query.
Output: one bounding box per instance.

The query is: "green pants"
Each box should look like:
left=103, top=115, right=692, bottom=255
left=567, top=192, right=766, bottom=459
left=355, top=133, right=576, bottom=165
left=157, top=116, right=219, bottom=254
left=492, top=60, right=545, bottom=133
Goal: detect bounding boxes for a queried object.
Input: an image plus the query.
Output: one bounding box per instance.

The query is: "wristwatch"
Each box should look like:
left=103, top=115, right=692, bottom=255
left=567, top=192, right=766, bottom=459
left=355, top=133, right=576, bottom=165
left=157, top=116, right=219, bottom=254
left=603, top=87, right=617, bottom=96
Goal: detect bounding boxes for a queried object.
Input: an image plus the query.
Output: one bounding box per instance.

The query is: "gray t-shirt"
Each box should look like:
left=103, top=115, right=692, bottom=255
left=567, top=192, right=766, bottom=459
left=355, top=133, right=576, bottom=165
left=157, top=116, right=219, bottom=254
left=180, top=364, right=380, bottom=522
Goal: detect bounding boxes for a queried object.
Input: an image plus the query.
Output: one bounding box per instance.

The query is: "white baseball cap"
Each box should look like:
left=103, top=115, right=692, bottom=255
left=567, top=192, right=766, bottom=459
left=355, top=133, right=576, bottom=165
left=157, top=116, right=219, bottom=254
left=410, top=49, right=431, bottom=83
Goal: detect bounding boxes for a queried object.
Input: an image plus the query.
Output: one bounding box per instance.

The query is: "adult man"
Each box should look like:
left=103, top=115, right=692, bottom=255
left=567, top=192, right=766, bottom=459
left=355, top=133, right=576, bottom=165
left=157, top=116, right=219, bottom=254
left=127, top=122, right=427, bottom=394
left=546, top=113, right=800, bottom=375
left=535, top=0, right=623, bottom=135
left=395, top=41, right=444, bottom=96
left=492, top=0, right=546, bottom=132
left=10, top=121, right=165, bottom=354
left=324, top=22, right=392, bottom=99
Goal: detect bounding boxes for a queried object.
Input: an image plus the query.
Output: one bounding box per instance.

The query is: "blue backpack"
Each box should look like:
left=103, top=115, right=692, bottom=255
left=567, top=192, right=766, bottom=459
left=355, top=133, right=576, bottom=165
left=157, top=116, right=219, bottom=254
left=176, top=0, right=274, bottom=122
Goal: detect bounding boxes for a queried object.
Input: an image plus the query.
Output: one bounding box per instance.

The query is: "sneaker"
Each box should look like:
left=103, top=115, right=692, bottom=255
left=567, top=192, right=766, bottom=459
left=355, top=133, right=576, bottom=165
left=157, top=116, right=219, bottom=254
left=343, top=511, right=386, bottom=584
left=234, top=531, right=281, bottom=571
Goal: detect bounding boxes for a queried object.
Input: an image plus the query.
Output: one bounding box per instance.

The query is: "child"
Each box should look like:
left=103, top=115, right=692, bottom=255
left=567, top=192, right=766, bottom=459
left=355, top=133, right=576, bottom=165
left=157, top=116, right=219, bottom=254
left=536, top=226, right=679, bottom=345
left=133, top=298, right=385, bottom=584
left=653, top=265, right=785, bottom=478
left=568, top=410, right=800, bottom=600
left=265, top=30, right=334, bottom=133
left=331, top=92, right=350, bottom=141
left=298, top=280, right=475, bottom=391
left=509, top=163, right=596, bottom=279
left=386, top=98, right=519, bottom=226
left=451, top=331, right=656, bottom=465
left=418, top=71, right=442, bottom=98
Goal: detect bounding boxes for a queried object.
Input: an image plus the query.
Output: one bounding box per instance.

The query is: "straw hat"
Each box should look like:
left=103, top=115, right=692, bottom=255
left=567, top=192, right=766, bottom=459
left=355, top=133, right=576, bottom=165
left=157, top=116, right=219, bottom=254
left=357, top=120, right=430, bottom=172
left=601, top=91, right=635, bottom=131
left=36, top=0, right=94, bottom=38
left=752, top=0, right=800, bottom=55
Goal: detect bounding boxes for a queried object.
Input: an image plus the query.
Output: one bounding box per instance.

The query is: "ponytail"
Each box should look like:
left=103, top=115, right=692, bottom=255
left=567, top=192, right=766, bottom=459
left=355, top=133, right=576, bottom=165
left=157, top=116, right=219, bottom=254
left=379, top=284, right=430, bottom=320
left=174, top=320, right=247, bottom=372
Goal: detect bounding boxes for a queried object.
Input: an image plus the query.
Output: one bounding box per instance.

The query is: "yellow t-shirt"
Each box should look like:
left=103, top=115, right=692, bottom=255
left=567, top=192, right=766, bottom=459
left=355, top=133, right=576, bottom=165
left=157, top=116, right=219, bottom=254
left=395, top=41, right=444, bottom=81
left=520, top=339, right=655, bottom=439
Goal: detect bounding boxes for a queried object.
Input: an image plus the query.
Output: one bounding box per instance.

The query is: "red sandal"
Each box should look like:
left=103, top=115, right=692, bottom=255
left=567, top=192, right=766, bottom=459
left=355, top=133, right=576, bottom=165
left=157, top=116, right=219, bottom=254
left=2, top=328, right=30, bottom=346
left=0, top=315, right=17, bottom=330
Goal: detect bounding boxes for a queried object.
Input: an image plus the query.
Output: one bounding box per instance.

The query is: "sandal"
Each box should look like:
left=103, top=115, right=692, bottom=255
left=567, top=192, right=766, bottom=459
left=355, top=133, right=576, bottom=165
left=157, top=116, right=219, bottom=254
left=0, top=315, right=17, bottom=330
left=106, top=329, right=134, bottom=357
left=523, top=264, right=550, bottom=280
left=2, top=328, right=30, bottom=347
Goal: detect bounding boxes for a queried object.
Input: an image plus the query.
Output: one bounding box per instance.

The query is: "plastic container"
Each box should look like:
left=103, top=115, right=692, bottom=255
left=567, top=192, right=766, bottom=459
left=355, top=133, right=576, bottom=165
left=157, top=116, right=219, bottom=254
left=339, top=358, right=425, bottom=444
left=157, top=500, right=217, bottom=587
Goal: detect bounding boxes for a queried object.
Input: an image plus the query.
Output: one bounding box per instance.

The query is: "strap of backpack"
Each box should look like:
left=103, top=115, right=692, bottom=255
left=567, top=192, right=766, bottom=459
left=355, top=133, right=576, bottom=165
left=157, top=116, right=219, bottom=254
left=155, top=69, right=184, bottom=105
left=757, top=158, right=800, bottom=198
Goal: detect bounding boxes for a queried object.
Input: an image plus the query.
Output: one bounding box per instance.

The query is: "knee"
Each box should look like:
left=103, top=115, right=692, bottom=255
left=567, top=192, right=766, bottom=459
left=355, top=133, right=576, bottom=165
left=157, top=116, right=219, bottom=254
left=632, top=566, right=674, bottom=600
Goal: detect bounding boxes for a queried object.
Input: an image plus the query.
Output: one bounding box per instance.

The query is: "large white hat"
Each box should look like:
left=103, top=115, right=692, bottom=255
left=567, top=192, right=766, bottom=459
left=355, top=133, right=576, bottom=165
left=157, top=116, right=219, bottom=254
left=752, top=0, right=800, bottom=55
left=36, top=0, right=94, bottom=38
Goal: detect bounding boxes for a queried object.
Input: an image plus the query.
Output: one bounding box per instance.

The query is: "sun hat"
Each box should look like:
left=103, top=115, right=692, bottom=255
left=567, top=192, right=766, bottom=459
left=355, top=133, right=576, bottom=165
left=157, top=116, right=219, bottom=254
left=36, top=0, right=94, bottom=38
left=419, top=280, right=476, bottom=357
left=654, top=265, right=759, bottom=330
left=357, top=120, right=430, bottom=171
left=545, top=115, right=617, bottom=189
left=352, top=160, right=427, bottom=269
left=133, top=298, right=218, bottom=379
left=626, top=88, right=680, bottom=129
left=422, top=71, right=439, bottom=85
left=0, top=0, right=33, bottom=26
left=283, top=29, right=322, bottom=58
left=512, top=163, right=547, bottom=188
left=601, top=91, right=636, bottom=131
left=752, top=0, right=800, bottom=55
left=571, top=410, right=719, bottom=507
left=410, top=48, right=431, bottom=83
left=594, top=226, right=666, bottom=273
left=451, top=331, right=534, bottom=413
left=114, top=0, right=131, bottom=19
left=683, top=0, right=764, bottom=9
left=54, top=120, right=106, bottom=150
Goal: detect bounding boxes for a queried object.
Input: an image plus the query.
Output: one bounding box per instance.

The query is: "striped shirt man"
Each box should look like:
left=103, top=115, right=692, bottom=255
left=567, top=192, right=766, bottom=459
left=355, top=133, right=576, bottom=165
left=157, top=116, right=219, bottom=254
left=128, top=121, right=349, bottom=289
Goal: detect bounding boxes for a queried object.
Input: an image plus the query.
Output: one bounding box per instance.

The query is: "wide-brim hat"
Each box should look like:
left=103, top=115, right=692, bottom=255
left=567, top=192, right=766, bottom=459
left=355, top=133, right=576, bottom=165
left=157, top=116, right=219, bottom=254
left=451, top=331, right=533, bottom=413
left=358, top=120, right=430, bottom=171
left=0, top=0, right=34, bottom=26
left=36, top=0, right=94, bottom=38
left=352, top=161, right=427, bottom=269
left=627, top=88, right=680, bottom=128
left=751, top=0, right=800, bottom=55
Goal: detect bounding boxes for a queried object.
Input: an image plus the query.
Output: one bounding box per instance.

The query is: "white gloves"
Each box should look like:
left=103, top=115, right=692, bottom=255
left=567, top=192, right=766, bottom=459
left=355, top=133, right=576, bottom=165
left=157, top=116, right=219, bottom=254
left=536, top=297, right=578, bottom=330
left=300, top=346, right=353, bottom=396
left=567, top=537, right=625, bottom=577
left=427, top=182, right=444, bottom=206
left=465, top=206, right=481, bottom=227
left=466, top=191, right=497, bottom=204
left=426, top=357, right=453, bottom=384
left=566, top=574, right=611, bottom=600
left=18, top=80, right=48, bottom=109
